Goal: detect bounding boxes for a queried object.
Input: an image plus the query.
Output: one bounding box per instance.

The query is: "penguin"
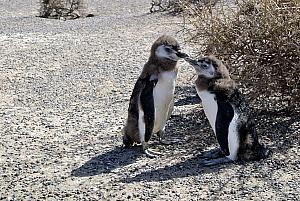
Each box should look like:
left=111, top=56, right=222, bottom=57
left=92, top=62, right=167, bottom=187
left=123, top=35, right=188, bottom=157
left=184, top=55, right=270, bottom=166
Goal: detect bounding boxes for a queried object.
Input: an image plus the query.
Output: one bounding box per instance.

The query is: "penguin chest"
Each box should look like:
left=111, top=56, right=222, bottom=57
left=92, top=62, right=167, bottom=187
left=197, top=89, right=218, bottom=133
left=153, top=71, right=177, bottom=133
left=197, top=89, right=240, bottom=161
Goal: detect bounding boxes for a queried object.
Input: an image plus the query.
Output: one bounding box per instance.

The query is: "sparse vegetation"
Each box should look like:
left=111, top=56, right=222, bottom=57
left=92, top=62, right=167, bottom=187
left=176, top=0, right=300, bottom=112
left=150, top=0, right=220, bottom=14
left=39, top=0, right=92, bottom=19
left=150, top=0, right=185, bottom=13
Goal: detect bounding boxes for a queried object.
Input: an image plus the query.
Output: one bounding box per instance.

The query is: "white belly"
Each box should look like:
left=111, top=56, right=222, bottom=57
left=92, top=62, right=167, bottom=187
left=227, top=112, right=239, bottom=160
left=197, top=89, right=240, bottom=160
left=153, top=71, right=177, bottom=133
left=197, top=89, right=218, bottom=134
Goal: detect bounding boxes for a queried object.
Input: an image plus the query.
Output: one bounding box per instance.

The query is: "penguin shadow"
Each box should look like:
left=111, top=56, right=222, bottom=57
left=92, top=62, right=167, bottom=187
left=120, top=154, right=235, bottom=183
left=174, top=85, right=201, bottom=107
left=120, top=110, right=226, bottom=183
left=71, top=86, right=203, bottom=178
left=71, top=146, right=142, bottom=177
left=256, top=109, right=300, bottom=154
left=119, top=108, right=300, bottom=183
left=118, top=88, right=300, bottom=183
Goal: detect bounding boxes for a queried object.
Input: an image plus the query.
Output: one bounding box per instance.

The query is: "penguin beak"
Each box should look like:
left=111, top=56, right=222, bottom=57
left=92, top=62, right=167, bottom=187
left=184, top=57, right=198, bottom=66
left=184, top=57, right=203, bottom=73
left=176, top=51, right=189, bottom=59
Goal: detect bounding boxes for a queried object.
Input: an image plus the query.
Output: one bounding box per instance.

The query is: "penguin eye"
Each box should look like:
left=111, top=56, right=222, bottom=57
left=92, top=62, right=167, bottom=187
left=165, top=47, right=172, bottom=53
left=201, top=63, right=210, bottom=69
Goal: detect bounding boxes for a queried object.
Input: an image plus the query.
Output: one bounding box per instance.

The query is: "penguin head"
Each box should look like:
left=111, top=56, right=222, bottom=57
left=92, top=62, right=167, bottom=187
left=150, top=35, right=188, bottom=63
left=185, top=55, right=230, bottom=79
left=155, top=44, right=188, bottom=62
left=185, top=56, right=217, bottom=78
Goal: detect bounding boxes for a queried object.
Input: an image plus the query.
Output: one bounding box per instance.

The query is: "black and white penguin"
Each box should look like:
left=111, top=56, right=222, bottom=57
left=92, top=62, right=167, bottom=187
left=123, top=35, right=188, bottom=157
left=185, top=55, right=270, bottom=165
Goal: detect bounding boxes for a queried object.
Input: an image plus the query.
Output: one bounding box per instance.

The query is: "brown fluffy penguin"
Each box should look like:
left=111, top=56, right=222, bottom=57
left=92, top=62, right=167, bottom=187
left=122, top=35, right=188, bottom=157
left=185, top=55, right=270, bottom=165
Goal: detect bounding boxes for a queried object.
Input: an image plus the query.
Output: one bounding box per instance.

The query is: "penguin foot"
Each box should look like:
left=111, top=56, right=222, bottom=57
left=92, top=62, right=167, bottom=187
left=202, top=157, right=232, bottom=166
left=144, top=148, right=163, bottom=158
left=122, top=135, right=133, bottom=148
left=201, top=148, right=224, bottom=159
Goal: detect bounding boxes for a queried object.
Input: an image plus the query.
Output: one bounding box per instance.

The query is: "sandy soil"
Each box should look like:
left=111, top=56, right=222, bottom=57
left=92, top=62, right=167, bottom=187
left=0, top=0, right=299, bottom=200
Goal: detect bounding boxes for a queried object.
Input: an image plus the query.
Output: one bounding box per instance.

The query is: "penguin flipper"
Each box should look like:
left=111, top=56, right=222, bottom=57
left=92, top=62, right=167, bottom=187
left=124, top=77, right=148, bottom=143
left=140, top=74, right=158, bottom=142
left=215, top=95, right=234, bottom=156
left=127, top=78, right=148, bottom=121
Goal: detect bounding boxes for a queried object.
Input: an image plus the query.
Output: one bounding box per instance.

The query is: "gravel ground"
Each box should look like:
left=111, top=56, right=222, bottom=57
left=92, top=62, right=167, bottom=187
left=0, top=0, right=299, bottom=200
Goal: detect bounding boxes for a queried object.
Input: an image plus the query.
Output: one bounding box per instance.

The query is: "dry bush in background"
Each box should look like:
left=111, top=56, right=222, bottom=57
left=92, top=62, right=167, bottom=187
left=179, top=0, right=300, bottom=113
left=150, top=0, right=179, bottom=13
left=39, top=0, right=92, bottom=19
left=150, top=0, right=220, bottom=13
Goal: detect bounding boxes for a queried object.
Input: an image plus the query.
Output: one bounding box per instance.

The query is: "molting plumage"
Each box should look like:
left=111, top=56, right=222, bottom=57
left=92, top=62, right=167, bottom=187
left=123, top=35, right=187, bottom=157
left=185, top=55, right=270, bottom=165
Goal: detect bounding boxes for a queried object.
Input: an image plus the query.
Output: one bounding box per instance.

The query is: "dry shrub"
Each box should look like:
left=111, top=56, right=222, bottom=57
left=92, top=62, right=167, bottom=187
left=150, top=0, right=220, bottom=14
left=150, top=0, right=180, bottom=13
left=181, top=0, right=300, bottom=112
left=39, top=0, right=92, bottom=19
